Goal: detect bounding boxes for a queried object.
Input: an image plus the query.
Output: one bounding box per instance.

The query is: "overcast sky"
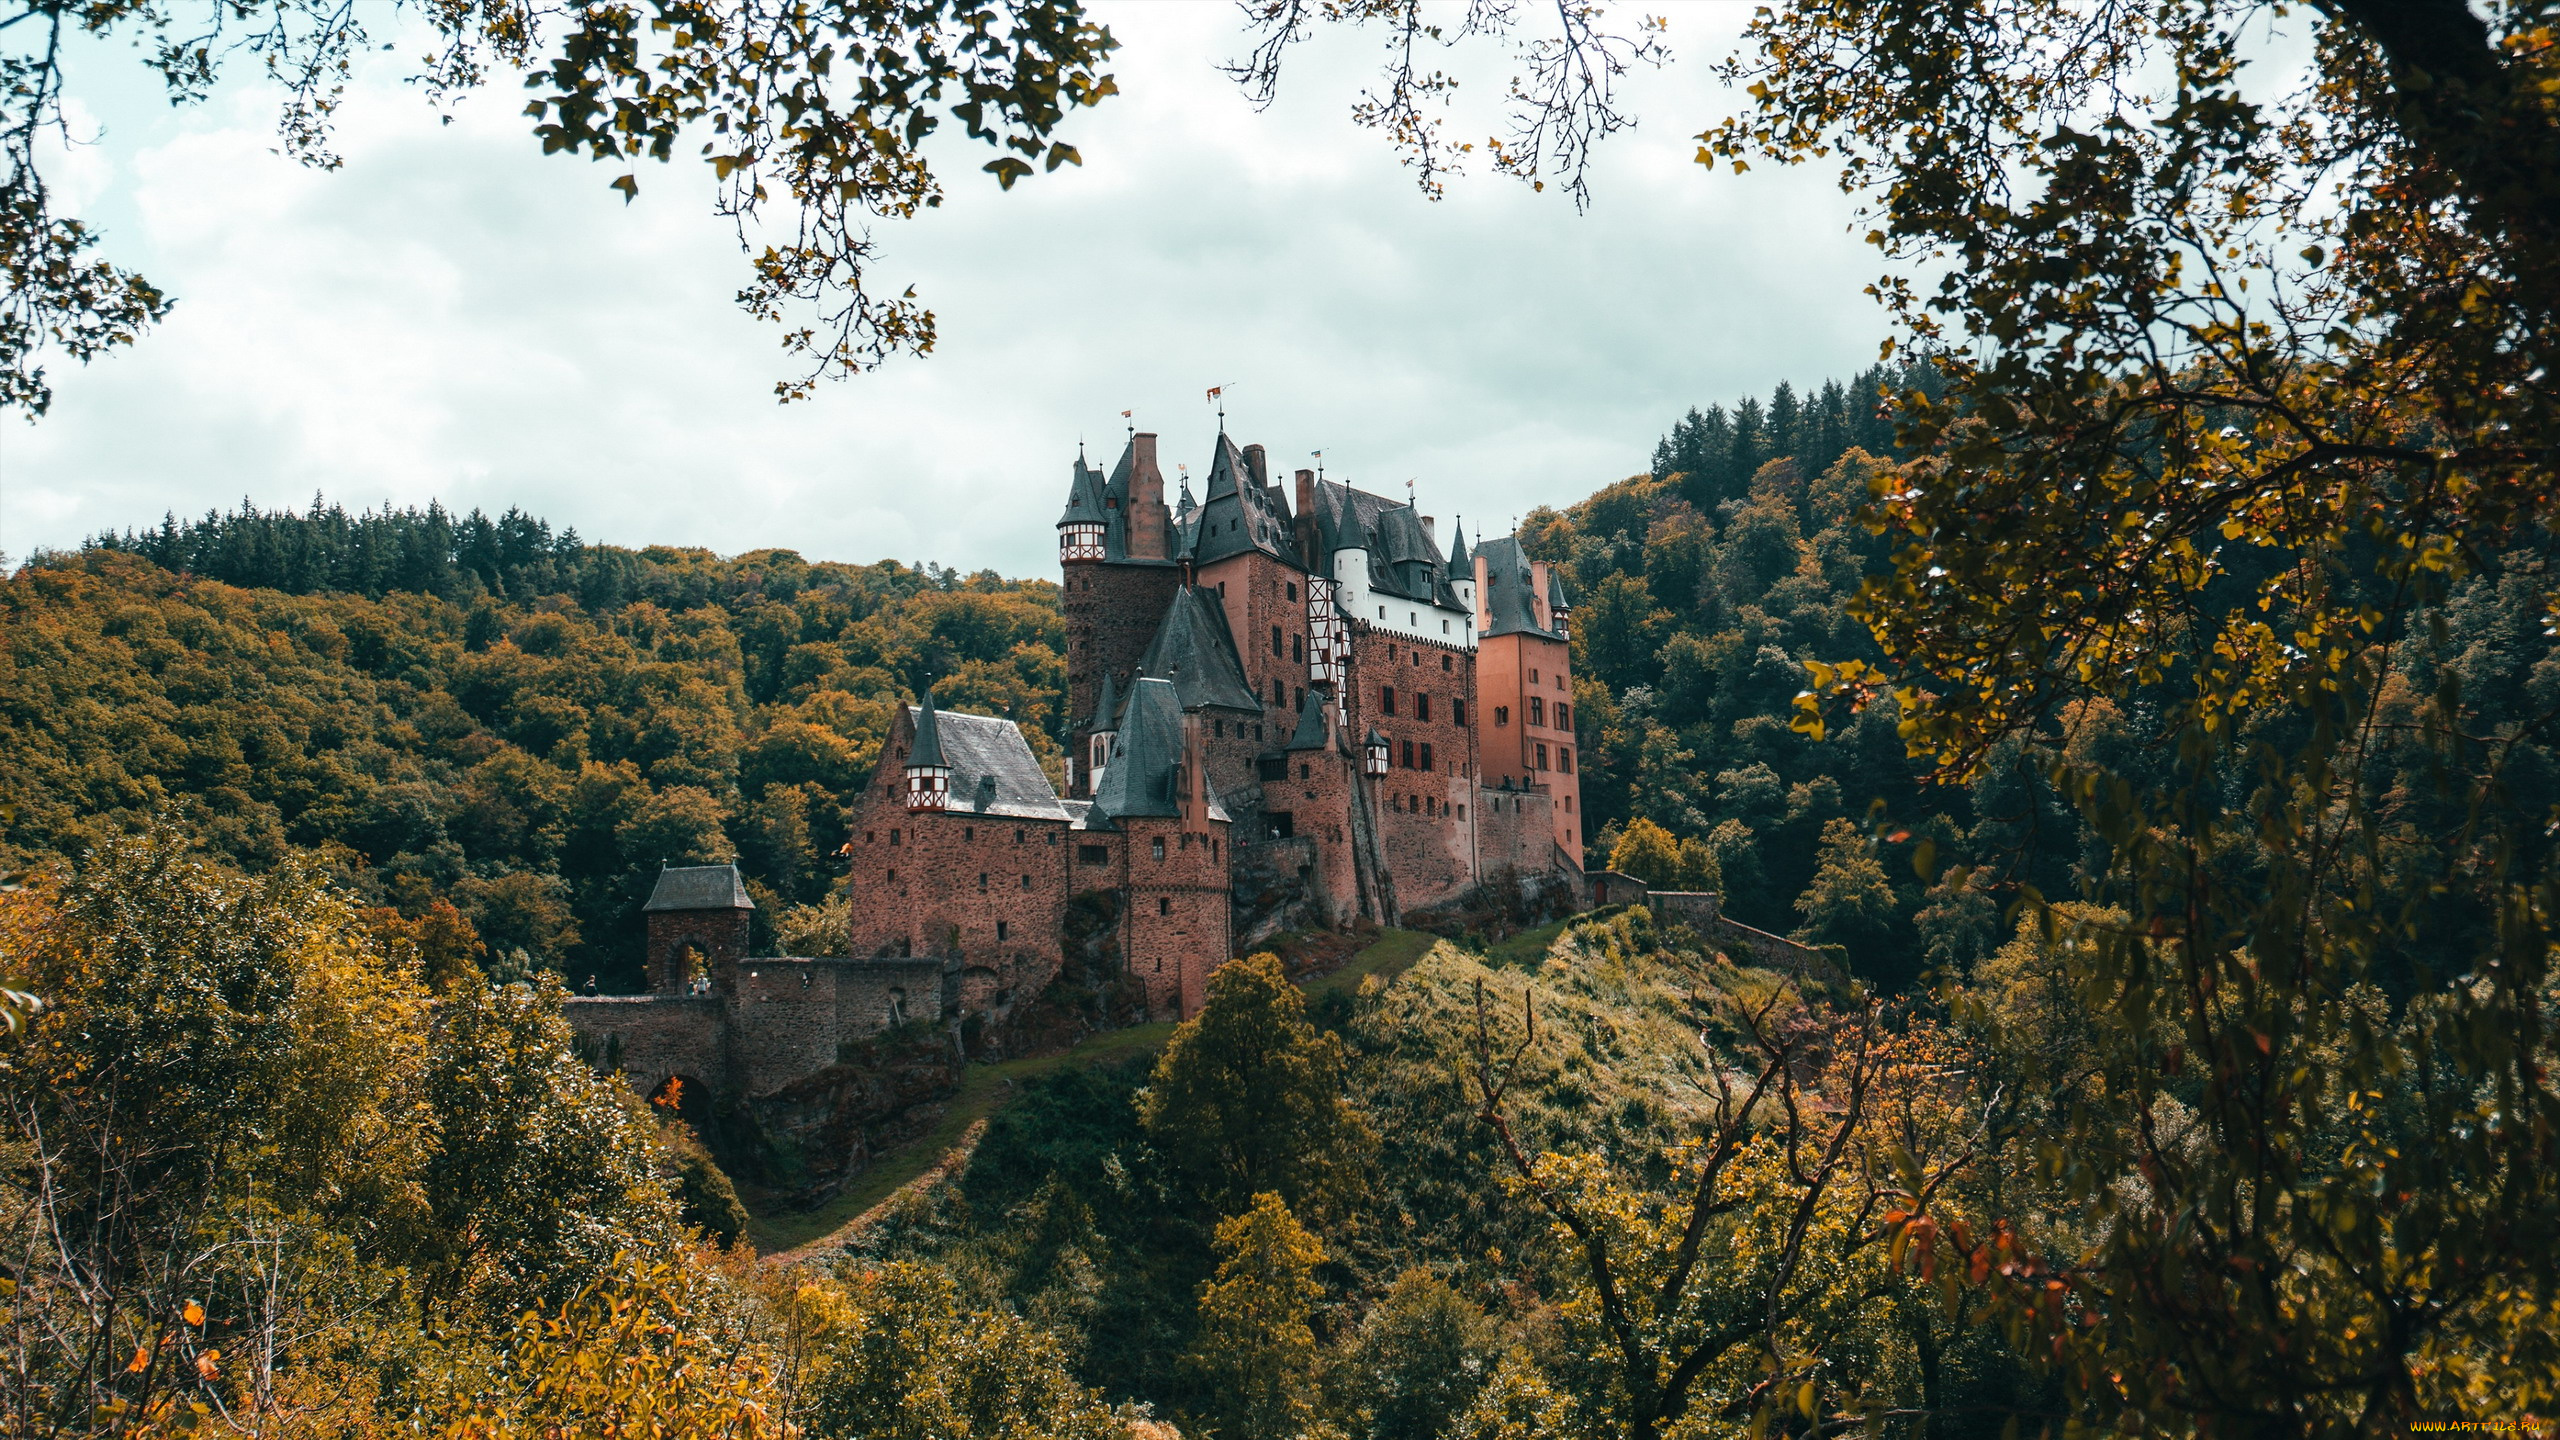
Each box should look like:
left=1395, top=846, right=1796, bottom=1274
left=0, top=2, right=1889, bottom=578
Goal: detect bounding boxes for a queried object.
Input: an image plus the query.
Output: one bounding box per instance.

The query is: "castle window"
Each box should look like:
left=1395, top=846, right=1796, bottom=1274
left=996, top=921, right=1009, bottom=941
left=1528, top=696, right=1544, bottom=727
left=1452, top=700, right=1468, bottom=728
left=866, top=830, right=875, bottom=843
left=1255, top=723, right=1264, bottom=740
left=1079, top=844, right=1109, bottom=865
left=887, top=869, right=896, bottom=881
left=890, top=829, right=901, bottom=845
left=1021, top=874, right=1032, bottom=889
left=1292, top=634, right=1303, bottom=662
left=964, top=825, right=974, bottom=841
left=1565, top=795, right=1574, bottom=812
left=1381, top=686, right=1396, bottom=716
left=1421, top=742, right=1434, bottom=772
left=1557, top=703, right=1572, bottom=730
left=1529, top=668, right=1540, bottom=684
left=1151, top=837, right=1166, bottom=861
left=1272, top=624, right=1283, bottom=658
left=1048, top=832, right=1058, bottom=845
left=978, top=872, right=989, bottom=891
left=1379, top=606, right=1386, bottom=619
left=1559, top=749, right=1574, bottom=775
left=1273, top=677, right=1285, bottom=706
left=1158, top=897, right=1171, bottom=916
left=1219, top=581, right=1227, bottom=596
left=802, top=971, right=812, bottom=988
left=1299, top=763, right=1310, bottom=779
left=1416, top=694, right=1431, bottom=721
left=1494, top=706, right=1508, bottom=727
left=1443, top=654, right=1452, bottom=670
left=1402, top=739, right=1415, bottom=769
left=1536, top=743, right=1550, bottom=771
left=1287, top=582, right=1298, bottom=600
left=1215, top=720, right=1225, bottom=737
left=1443, top=619, right=1450, bottom=633
left=1457, top=805, right=1466, bottom=821
left=1016, top=828, right=1025, bottom=843
left=1212, top=838, right=1219, bottom=860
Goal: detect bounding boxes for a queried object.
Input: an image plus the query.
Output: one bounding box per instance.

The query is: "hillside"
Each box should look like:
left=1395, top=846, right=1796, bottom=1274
left=2, top=536, right=1063, bottom=988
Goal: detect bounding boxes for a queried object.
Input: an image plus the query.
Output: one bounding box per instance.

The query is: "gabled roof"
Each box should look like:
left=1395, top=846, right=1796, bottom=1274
left=1473, top=535, right=1567, bottom=640
left=1090, top=678, right=1230, bottom=822
left=1136, top=585, right=1265, bottom=713
left=644, top=864, right=755, bottom=912
left=1192, top=433, right=1303, bottom=569
left=898, top=704, right=1069, bottom=821
left=1285, top=689, right=1332, bottom=751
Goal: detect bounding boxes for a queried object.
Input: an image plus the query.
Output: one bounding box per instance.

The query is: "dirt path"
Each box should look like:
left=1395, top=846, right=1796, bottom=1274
left=751, top=928, right=1444, bottom=1263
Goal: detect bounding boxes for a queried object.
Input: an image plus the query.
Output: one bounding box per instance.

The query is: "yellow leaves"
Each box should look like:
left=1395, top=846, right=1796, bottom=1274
left=183, top=1301, right=205, bottom=1327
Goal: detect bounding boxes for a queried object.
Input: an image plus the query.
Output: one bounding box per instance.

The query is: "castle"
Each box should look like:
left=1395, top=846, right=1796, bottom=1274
left=568, top=429, right=1586, bottom=1103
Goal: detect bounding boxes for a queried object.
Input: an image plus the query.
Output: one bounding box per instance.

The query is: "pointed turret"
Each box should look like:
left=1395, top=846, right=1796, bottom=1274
left=904, top=689, right=952, bottom=812
left=1443, top=519, right=1471, bottom=579
left=1085, top=670, right=1123, bottom=795
left=1058, top=452, right=1107, bottom=562
left=1285, top=688, right=1332, bottom=751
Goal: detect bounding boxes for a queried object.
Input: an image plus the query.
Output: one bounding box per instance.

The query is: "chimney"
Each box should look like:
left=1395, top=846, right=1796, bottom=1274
left=1243, top=443, right=1270, bottom=491
left=1129, top=432, right=1168, bottom=560
left=1294, top=469, right=1319, bottom=568
left=1421, top=515, right=1437, bottom=546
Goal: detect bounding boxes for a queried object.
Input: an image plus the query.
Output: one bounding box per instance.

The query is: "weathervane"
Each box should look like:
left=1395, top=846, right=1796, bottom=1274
left=1312, top=449, right=1324, bottom=482
left=1205, top=383, right=1234, bottom=433
left=1121, top=407, right=1134, bottom=442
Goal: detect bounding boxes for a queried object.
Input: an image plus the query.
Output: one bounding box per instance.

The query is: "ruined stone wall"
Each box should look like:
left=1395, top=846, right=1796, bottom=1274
left=831, top=956, right=943, bottom=1036
left=563, top=995, right=723, bottom=1101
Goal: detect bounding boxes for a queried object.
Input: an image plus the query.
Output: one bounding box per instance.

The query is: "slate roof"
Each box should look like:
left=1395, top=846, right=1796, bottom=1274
left=898, top=705, right=1070, bottom=821
left=1136, top=585, right=1265, bottom=713
left=1091, top=678, right=1231, bottom=823
left=1088, top=670, right=1123, bottom=732
left=1443, top=519, right=1471, bottom=581
left=1056, top=453, right=1106, bottom=529
left=1473, top=535, right=1566, bottom=640
left=1285, top=688, right=1332, bottom=751
left=1192, top=433, right=1303, bottom=569
left=910, top=688, right=948, bottom=768
left=1306, top=479, right=1463, bottom=608
left=644, top=864, right=755, bottom=912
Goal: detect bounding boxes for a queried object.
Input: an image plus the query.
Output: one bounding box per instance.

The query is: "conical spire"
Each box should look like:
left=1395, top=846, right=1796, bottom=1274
left=1090, top=670, right=1122, bottom=733
left=910, top=688, right=946, bottom=768
left=1443, top=518, right=1471, bottom=579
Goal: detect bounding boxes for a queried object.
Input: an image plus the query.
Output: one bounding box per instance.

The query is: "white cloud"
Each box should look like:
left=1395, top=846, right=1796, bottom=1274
left=0, top=2, right=1890, bottom=576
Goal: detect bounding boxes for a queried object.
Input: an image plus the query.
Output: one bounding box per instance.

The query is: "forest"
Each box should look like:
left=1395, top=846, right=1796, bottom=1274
left=5, top=335, right=2558, bottom=1435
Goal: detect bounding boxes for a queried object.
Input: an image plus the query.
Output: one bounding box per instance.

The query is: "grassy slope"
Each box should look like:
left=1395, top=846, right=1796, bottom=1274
left=750, top=928, right=1436, bottom=1257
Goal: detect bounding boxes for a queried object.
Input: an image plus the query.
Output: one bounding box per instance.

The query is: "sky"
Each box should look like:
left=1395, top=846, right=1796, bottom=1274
left=0, top=1, right=1890, bottom=579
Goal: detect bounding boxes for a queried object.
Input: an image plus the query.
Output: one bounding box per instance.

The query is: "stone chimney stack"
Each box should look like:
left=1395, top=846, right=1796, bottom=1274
left=1243, top=443, right=1270, bottom=491
left=1421, top=515, right=1437, bottom=546
left=1129, top=432, right=1169, bottom=560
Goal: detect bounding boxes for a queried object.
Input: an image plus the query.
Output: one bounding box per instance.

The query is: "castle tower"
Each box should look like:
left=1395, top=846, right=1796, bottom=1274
left=1060, top=435, right=1184, bottom=797
left=643, top=863, right=755, bottom=994
left=1473, top=535, right=1584, bottom=868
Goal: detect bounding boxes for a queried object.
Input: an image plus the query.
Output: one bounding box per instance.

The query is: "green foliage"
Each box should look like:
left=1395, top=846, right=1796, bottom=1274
left=4, top=530, right=1064, bottom=987
left=7, top=1, right=1120, bottom=412
left=1184, top=1192, right=1327, bottom=1440
left=1327, top=1269, right=1503, bottom=1440
left=797, top=1261, right=1122, bottom=1440
left=1138, top=952, right=1376, bottom=1219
